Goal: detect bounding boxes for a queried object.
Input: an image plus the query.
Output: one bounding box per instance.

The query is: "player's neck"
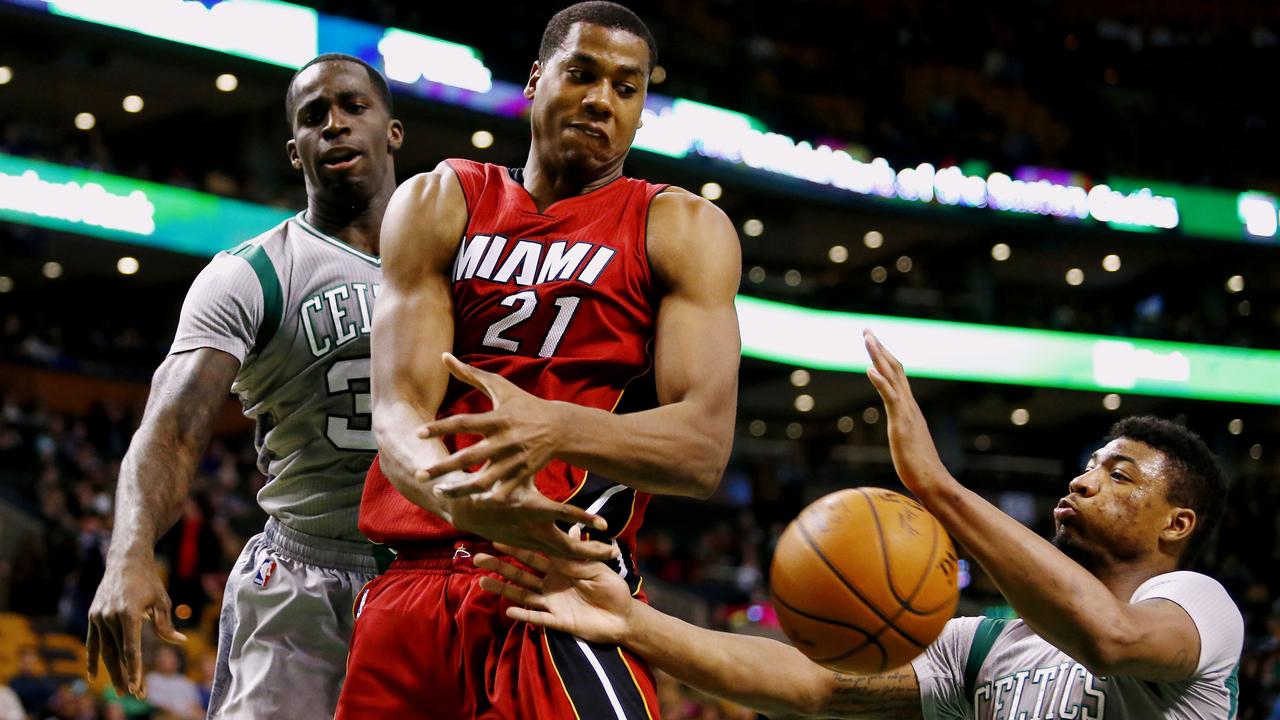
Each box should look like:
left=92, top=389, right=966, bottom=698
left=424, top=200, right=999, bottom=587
left=1087, top=556, right=1178, bottom=601
left=304, top=189, right=391, bottom=257
left=521, top=151, right=624, bottom=212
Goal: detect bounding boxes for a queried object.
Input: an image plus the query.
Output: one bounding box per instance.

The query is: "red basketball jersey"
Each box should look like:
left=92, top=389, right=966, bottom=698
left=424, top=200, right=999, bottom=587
left=360, top=159, right=666, bottom=561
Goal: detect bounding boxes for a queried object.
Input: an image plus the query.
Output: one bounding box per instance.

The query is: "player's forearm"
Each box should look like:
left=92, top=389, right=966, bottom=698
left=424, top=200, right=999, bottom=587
left=372, top=400, right=455, bottom=518
left=622, top=602, right=832, bottom=717
left=918, top=482, right=1131, bottom=670
left=108, top=421, right=201, bottom=561
left=551, top=401, right=730, bottom=498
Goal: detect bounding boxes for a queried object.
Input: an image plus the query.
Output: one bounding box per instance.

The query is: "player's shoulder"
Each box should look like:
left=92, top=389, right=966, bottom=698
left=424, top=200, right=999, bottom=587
left=1131, top=569, right=1234, bottom=605
left=391, top=161, right=469, bottom=217
left=646, top=186, right=741, bottom=282
left=649, top=186, right=732, bottom=229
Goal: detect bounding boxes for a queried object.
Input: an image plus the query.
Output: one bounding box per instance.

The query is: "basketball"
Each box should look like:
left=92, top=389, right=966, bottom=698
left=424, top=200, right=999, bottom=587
left=770, top=488, right=960, bottom=674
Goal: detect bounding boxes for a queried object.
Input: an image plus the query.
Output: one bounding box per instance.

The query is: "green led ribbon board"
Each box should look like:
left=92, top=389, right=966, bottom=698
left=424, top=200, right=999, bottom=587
left=737, top=296, right=1280, bottom=405
left=0, top=153, right=293, bottom=255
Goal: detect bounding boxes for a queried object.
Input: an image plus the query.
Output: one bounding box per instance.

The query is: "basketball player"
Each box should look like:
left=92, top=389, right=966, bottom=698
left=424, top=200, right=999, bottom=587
left=476, top=331, right=1243, bottom=719
left=334, top=2, right=741, bottom=718
left=86, top=54, right=409, bottom=718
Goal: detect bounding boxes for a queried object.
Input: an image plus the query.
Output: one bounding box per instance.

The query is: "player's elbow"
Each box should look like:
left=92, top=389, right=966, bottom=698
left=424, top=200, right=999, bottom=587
left=1076, top=625, right=1142, bottom=676
left=688, top=436, right=731, bottom=499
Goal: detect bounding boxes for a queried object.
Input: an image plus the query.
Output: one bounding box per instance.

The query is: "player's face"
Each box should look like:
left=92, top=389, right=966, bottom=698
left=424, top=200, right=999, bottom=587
left=286, top=62, right=403, bottom=200
left=1051, top=438, right=1183, bottom=567
left=525, top=22, right=649, bottom=177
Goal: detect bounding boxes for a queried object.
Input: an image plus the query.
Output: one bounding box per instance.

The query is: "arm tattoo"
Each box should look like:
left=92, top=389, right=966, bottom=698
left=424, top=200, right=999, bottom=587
left=824, top=670, right=922, bottom=719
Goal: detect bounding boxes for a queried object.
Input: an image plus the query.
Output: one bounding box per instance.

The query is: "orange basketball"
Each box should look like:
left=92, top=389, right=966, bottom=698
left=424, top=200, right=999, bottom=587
left=769, top=487, right=960, bottom=674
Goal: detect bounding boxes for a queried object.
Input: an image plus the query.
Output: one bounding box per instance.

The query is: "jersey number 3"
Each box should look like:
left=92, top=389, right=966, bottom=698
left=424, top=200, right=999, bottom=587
left=482, top=290, right=581, bottom=357
left=326, top=357, right=375, bottom=451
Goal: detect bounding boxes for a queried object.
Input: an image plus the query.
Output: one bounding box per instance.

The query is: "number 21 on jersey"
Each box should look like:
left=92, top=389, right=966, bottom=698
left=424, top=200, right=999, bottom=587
left=482, top=290, right=581, bottom=357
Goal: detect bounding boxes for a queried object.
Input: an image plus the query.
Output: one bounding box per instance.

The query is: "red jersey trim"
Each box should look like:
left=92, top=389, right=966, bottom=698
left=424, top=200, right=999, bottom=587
left=444, top=158, right=486, bottom=216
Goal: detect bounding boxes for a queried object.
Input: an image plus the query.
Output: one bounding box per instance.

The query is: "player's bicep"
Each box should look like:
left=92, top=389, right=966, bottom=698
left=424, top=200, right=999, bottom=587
left=1101, top=598, right=1201, bottom=680
left=648, top=190, right=742, bottom=408
left=141, top=347, right=240, bottom=448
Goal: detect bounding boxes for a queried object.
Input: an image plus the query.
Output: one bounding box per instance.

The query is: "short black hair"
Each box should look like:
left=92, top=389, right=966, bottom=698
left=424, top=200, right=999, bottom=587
left=1107, top=416, right=1226, bottom=566
left=539, top=2, right=658, bottom=73
left=285, top=53, right=393, bottom=125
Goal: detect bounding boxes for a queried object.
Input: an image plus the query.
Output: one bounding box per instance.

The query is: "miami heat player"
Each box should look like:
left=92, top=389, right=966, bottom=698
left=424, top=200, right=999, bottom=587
left=334, top=3, right=741, bottom=718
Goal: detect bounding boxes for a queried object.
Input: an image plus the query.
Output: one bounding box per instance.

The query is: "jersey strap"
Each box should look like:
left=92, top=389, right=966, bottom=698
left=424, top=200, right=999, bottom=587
left=230, top=242, right=283, bottom=353
left=963, top=617, right=1011, bottom=704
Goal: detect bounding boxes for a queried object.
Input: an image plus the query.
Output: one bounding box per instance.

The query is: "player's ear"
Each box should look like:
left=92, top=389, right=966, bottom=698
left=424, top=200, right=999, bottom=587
left=1162, top=506, right=1196, bottom=545
left=387, top=119, right=405, bottom=152
left=286, top=139, right=302, bottom=170
left=524, top=61, right=541, bottom=100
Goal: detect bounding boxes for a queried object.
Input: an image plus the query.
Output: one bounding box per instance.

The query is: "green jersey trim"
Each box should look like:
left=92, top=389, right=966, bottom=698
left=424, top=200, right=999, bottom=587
left=292, top=212, right=381, bottom=267
left=230, top=242, right=283, bottom=353
left=963, top=617, right=1011, bottom=705
left=1226, top=662, right=1239, bottom=718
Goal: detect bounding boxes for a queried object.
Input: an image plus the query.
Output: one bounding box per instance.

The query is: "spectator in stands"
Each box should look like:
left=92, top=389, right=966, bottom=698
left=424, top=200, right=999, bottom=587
left=143, top=646, right=203, bottom=720
left=7, top=646, right=55, bottom=717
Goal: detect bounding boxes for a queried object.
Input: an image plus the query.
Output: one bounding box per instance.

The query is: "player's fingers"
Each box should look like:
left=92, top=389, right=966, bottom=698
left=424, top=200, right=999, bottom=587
left=474, top=555, right=545, bottom=592
left=442, top=352, right=501, bottom=399
left=423, top=440, right=513, bottom=478
left=477, top=576, right=550, bottom=610
left=505, top=605, right=570, bottom=633
left=865, top=330, right=909, bottom=385
left=85, top=622, right=100, bottom=679
left=120, top=613, right=144, bottom=695
left=491, top=543, right=552, bottom=574
left=418, top=412, right=500, bottom=440
left=98, top=619, right=129, bottom=694
left=507, top=492, right=607, bottom=533
left=435, top=472, right=499, bottom=498
left=151, top=601, right=188, bottom=645
left=546, top=532, right=620, bottom=562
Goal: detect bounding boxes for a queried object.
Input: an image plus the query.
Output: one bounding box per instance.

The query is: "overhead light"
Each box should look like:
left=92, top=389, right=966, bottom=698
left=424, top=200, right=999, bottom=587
left=836, top=416, right=854, bottom=433
left=743, top=219, right=764, bottom=237
left=651, top=65, right=667, bottom=85
left=1065, top=268, right=1084, bottom=286
left=974, top=434, right=992, bottom=451
left=863, top=230, right=883, bottom=249
left=895, top=256, right=913, bottom=273
left=1226, top=275, right=1244, bottom=293
left=783, top=269, right=802, bottom=287
left=748, top=420, right=766, bottom=437
left=42, top=261, right=63, bottom=279
left=747, top=266, right=766, bottom=283
left=0, top=66, right=12, bottom=85
left=74, top=112, right=96, bottom=131
left=785, top=422, right=803, bottom=439
left=122, top=95, right=144, bottom=113
left=862, top=407, right=880, bottom=424
left=0, top=276, right=12, bottom=293
left=828, top=245, right=848, bottom=263
left=991, top=243, right=1011, bottom=261
left=1010, top=408, right=1030, bottom=426
left=1238, top=300, right=1251, bottom=317
left=700, top=182, right=722, bottom=200
left=1228, top=418, right=1243, bottom=435
left=117, top=257, right=140, bottom=275
left=1249, top=444, right=1262, bottom=460
left=790, top=369, right=810, bottom=387
left=1102, top=393, right=1121, bottom=410
left=794, top=394, right=814, bottom=412
left=870, top=266, right=887, bottom=283
left=215, top=73, right=239, bottom=92
left=1102, top=254, right=1121, bottom=272
left=470, top=130, right=494, bottom=149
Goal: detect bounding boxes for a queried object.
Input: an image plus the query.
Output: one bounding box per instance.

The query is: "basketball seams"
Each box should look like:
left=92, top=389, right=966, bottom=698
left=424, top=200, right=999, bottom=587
left=862, top=489, right=957, bottom=619
left=771, top=591, right=888, bottom=670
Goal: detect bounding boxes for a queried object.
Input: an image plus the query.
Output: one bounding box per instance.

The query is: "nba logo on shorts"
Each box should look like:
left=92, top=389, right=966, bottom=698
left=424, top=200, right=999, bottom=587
left=253, top=557, right=277, bottom=588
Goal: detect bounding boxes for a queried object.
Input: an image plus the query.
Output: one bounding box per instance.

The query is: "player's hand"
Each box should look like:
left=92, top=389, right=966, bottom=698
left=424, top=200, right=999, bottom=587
left=474, top=542, right=635, bottom=645
left=863, top=330, right=952, bottom=495
left=417, top=353, right=563, bottom=498
left=86, top=552, right=187, bottom=696
left=446, top=477, right=620, bottom=561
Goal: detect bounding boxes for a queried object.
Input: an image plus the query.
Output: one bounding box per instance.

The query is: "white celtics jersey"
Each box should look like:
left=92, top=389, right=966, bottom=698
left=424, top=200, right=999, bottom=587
left=170, top=212, right=380, bottom=542
left=912, top=571, right=1243, bottom=719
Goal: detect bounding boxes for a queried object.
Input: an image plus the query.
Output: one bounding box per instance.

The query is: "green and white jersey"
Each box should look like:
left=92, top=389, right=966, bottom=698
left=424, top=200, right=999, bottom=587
left=170, top=212, right=380, bottom=542
left=912, top=571, right=1243, bottom=719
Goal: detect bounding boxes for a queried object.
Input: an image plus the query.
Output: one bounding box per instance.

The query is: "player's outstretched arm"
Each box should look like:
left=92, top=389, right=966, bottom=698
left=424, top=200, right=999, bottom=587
left=422, top=189, right=740, bottom=499
left=863, top=331, right=1202, bottom=682
left=475, top=546, right=921, bottom=720
left=87, top=348, right=234, bottom=695
left=372, top=164, right=617, bottom=560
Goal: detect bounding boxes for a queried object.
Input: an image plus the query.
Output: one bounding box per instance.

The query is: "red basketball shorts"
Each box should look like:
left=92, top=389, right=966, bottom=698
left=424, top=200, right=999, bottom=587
left=334, top=541, right=661, bottom=720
